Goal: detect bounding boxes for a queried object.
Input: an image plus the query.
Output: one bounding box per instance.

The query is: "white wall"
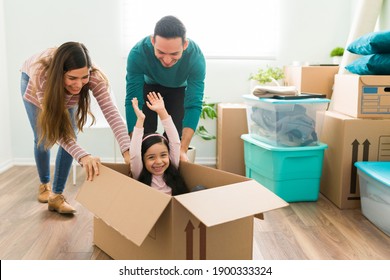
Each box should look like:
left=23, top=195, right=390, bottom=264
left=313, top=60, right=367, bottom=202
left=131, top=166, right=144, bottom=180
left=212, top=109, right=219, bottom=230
left=4, top=0, right=125, bottom=165
left=2, top=0, right=382, bottom=169
left=380, top=0, right=390, bottom=28
left=0, top=0, right=12, bottom=172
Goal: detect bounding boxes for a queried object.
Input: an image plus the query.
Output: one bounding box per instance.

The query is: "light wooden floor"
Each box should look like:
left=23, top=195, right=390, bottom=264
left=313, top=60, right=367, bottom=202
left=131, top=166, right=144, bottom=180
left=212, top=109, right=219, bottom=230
left=1, top=165, right=389, bottom=260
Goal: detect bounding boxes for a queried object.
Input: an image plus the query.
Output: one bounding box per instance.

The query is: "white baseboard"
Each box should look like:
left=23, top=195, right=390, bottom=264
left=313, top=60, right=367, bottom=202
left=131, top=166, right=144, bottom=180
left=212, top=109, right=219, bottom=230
left=194, top=157, right=216, bottom=167
left=0, top=159, right=13, bottom=174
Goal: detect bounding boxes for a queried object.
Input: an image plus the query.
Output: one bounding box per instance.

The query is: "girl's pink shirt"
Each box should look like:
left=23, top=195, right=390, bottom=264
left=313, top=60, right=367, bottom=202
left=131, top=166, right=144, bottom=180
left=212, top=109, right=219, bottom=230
left=130, top=116, right=181, bottom=195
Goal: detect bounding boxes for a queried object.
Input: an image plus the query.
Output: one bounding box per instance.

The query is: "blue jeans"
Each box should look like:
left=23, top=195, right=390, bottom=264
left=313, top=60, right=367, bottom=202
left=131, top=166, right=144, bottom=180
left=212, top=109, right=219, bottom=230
left=21, top=72, right=76, bottom=194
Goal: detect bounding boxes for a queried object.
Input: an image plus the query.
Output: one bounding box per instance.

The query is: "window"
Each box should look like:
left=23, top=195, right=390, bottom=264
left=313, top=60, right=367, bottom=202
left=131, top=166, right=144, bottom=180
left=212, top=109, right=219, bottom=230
left=120, top=0, right=279, bottom=59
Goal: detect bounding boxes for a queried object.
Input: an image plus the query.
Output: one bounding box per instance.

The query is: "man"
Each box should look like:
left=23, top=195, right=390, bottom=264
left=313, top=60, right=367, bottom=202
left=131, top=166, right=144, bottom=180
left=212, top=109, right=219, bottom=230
left=125, top=15, right=206, bottom=161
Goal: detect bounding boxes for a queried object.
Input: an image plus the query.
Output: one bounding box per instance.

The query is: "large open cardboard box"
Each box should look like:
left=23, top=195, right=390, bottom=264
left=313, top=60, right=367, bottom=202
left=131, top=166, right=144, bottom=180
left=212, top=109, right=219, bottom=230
left=76, top=161, right=288, bottom=260
left=320, top=110, right=390, bottom=209
left=331, top=74, right=390, bottom=119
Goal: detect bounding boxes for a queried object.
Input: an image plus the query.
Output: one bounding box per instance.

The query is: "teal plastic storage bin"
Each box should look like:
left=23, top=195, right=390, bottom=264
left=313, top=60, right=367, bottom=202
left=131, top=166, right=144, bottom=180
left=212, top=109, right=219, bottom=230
left=354, top=161, right=390, bottom=237
left=243, top=94, right=330, bottom=147
left=241, top=134, right=327, bottom=202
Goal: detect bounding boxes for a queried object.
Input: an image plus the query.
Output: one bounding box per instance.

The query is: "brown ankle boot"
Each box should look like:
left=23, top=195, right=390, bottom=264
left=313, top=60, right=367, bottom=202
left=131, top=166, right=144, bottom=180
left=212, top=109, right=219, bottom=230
left=48, top=194, right=76, bottom=214
left=38, top=183, right=51, bottom=203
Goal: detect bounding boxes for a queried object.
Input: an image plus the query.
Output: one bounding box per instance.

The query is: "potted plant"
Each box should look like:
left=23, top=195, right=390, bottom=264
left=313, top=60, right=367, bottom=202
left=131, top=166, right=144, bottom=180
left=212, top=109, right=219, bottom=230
left=249, top=65, right=285, bottom=85
left=195, top=98, right=217, bottom=140
left=330, top=47, right=344, bottom=64
left=248, top=66, right=285, bottom=93
left=187, top=98, right=217, bottom=163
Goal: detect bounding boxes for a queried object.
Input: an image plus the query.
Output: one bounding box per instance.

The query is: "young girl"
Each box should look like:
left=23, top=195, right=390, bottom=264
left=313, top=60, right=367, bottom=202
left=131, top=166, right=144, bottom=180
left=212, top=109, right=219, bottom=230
left=130, top=92, right=187, bottom=195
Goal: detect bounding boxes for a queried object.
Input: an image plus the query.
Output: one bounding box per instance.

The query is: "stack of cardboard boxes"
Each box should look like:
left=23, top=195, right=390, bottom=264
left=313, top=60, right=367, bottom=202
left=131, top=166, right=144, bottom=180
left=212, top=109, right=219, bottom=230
left=320, top=74, right=390, bottom=209
left=283, top=66, right=390, bottom=209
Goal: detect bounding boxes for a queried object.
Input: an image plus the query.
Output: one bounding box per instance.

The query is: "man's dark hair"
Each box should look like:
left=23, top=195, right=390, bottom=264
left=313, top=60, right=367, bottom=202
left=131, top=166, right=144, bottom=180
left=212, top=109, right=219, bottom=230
left=154, top=15, right=186, bottom=44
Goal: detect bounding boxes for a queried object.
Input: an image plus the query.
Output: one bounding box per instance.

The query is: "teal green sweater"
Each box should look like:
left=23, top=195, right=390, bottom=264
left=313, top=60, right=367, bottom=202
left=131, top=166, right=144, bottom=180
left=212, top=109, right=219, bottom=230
left=125, top=36, right=206, bottom=133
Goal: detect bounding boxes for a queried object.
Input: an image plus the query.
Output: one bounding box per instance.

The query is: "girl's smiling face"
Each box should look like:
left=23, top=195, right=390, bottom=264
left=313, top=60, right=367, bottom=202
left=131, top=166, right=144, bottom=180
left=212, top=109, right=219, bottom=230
left=143, top=142, right=170, bottom=176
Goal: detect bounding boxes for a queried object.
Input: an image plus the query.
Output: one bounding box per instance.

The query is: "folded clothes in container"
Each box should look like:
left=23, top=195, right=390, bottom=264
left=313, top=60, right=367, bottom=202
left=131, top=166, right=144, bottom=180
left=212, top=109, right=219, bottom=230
left=250, top=104, right=317, bottom=146
left=252, top=85, right=298, bottom=97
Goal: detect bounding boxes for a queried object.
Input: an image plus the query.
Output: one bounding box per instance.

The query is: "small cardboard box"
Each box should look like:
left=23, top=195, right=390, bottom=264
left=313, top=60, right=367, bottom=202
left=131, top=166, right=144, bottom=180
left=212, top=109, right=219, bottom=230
left=217, top=103, right=248, bottom=176
left=320, top=111, right=390, bottom=209
left=331, top=74, right=390, bottom=119
left=284, top=65, right=339, bottom=99
left=76, top=162, right=288, bottom=260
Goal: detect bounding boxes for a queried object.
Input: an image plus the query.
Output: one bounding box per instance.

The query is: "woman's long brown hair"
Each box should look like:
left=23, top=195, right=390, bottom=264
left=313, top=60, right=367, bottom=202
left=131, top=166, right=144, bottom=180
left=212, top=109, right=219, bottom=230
left=37, top=42, right=106, bottom=149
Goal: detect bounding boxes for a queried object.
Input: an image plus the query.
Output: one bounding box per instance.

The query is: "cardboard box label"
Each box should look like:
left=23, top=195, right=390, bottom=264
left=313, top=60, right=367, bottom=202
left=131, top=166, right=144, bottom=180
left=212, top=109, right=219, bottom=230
left=331, top=74, right=390, bottom=118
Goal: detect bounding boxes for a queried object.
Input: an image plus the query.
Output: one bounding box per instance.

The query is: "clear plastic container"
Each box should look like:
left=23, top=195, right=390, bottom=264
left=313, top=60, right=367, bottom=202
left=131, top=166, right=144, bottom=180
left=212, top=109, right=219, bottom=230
left=355, top=161, right=390, bottom=237
left=243, top=94, right=330, bottom=147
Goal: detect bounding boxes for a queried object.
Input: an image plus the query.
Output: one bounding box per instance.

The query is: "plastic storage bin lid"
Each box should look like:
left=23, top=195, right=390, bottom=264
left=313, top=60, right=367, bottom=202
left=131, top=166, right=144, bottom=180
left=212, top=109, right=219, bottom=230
left=241, top=134, right=328, bottom=151
left=354, top=162, right=390, bottom=188
left=242, top=94, right=330, bottom=104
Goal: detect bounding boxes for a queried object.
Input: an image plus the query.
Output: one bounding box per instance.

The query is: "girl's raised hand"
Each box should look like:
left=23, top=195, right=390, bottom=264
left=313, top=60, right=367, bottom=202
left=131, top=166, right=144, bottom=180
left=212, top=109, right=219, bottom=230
left=131, top=97, right=145, bottom=121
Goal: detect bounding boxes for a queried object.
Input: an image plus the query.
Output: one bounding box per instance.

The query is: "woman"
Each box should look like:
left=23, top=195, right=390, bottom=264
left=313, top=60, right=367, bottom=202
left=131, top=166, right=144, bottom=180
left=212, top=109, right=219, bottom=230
left=21, top=42, right=130, bottom=214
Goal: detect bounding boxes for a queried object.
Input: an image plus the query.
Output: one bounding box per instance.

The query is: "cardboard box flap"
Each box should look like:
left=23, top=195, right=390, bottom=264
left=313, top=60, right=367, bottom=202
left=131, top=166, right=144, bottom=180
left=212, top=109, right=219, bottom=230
left=76, top=165, right=171, bottom=246
left=360, top=75, right=390, bottom=86
left=174, top=180, right=288, bottom=227
left=180, top=160, right=250, bottom=188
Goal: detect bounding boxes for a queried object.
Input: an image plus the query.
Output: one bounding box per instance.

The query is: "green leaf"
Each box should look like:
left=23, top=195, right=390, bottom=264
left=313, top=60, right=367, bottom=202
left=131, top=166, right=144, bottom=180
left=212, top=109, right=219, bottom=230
left=195, top=98, right=218, bottom=140
left=330, top=47, right=344, bottom=57
left=195, top=125, right=216, bottom=140
left=248, top=65, right=285, bottom=84
left=200, top=101, right=217, bottom=117
left=201, top=104, right=217, bottom=119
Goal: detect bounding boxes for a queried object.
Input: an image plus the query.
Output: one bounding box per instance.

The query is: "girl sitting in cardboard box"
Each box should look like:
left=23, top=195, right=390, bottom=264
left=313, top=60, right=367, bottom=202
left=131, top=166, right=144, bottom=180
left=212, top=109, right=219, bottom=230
left=130, top=92, right=188, bottom=195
